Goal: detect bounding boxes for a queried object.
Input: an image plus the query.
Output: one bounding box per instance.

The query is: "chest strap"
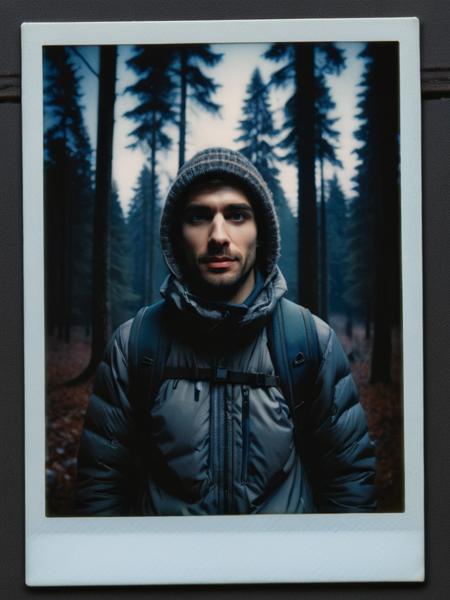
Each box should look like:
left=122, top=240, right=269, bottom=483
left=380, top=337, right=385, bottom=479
left=162, top=366, right=280, bottom=388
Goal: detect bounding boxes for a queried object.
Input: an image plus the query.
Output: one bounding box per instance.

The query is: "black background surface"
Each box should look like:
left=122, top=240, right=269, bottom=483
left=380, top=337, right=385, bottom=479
left=1, top=0, right=449, bottom=596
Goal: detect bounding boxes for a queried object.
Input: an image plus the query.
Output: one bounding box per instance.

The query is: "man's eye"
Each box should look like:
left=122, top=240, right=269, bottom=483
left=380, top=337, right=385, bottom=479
left=185, top=212, right=209, bottom=224
left=228, top=211, right=247, bottom=222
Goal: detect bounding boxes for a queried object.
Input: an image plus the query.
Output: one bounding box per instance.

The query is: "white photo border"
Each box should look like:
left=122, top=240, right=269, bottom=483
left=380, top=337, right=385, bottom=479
left=22, top=17, right=424, bottom=586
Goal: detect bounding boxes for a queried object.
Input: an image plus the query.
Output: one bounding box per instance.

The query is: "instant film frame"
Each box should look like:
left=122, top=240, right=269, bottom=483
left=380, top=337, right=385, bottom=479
left=22, top=18, right=423, bottom=585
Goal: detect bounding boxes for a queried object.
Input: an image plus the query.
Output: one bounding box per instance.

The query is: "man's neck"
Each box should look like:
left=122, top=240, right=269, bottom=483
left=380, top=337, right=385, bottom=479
left=228, top=269, right=256, bottom=304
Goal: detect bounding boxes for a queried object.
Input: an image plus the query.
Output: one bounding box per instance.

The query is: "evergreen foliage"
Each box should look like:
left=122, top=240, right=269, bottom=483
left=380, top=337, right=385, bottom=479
left=44, top=47, right=94, bottom=339
left=343, top=161, right=373, bottom=324
left=315, top=45, right=346, bottom=174
left=265, top=43, right=318, bottom=310
left=235, top=68, right=280, bottom=194
left=315, top=48, right=344, bottom=320
left=124, top=46, right=177, bottom=304
left=264, top=43, right=345, bottom=313
left=126, top=166, right=152, bottom=307
left=44, top=47, right=93, bottom=168
left=124, top=46, right=177, bottom=155
left=235, top=67, right=298, bottom=299
left=126, top=166, right=168, bottom=308
left=124, top=45, right=222, bottom=302
left=169, top=45, right=223, bottom=166
left=326, top=174, right=349, bottom=315
left=109, top=183, right=136, bottom=330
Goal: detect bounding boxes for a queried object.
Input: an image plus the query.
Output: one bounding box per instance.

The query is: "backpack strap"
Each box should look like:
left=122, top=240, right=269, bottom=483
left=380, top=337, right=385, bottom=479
left=162, top=366, right=280, bottom=388
left=128, top=300, right=171, bottom=420
left=128, top=297, right=321, bottom=430
left=267, top=298, right=321, bottom=430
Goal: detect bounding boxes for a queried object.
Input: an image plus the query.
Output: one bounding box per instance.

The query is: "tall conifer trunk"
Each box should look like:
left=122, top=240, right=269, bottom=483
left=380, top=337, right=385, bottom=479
left=141, top=179, right=149, bottom=305
left=370, top=44, right=400, bottom=383
left=61, top=121, right=73, bottom=341
left=295, top=44, right=318, bottom=313
left=178, top=49, right=187, bottom=169
left=319, top=155, right=328, bottom=322
left=146, top=124, right=157, bottom=304
left=68, top=45, right=117, bottom=384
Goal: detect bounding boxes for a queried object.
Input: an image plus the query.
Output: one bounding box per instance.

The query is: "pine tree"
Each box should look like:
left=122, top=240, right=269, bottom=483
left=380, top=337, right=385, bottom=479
left=264, top=43, right=345, bottom=314
left=235, top=67, right=297, bottom=298
left=170, top=45, right=222, bottom=167
left=125, top=46, right=177, bottom=304
left=326, top=174, right=348, bottom=316
left=65, top=45, right=119, bottom=385
left=127, top=166, right=152, bottom=308
left=109, top=183, right=135, bottom=330
left=314, top=49, right=344, bottom=321
left=235, top=68, right=280, bottom=192
left=343, top=155, right=373, bottom=336
left=125, top=45, right=223, bottom=299
left=126, top=165, right=167, bottom=308
left=43, top=46, right=94, bottom=340
left=351, top=43, right=400, bottom=383
left=264, top=43, right=317, bottom=312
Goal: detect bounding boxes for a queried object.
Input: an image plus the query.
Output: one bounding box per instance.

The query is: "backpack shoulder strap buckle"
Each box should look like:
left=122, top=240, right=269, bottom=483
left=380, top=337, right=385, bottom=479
left=214, top=367, right=228, bottom=382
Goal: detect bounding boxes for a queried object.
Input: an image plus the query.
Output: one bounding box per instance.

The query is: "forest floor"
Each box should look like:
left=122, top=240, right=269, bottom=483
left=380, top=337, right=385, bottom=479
left=46, top=330, right=93, bottom=516
left=329, top=315, right=404, bottom=512
left=46, top=318, right=403, bottom=515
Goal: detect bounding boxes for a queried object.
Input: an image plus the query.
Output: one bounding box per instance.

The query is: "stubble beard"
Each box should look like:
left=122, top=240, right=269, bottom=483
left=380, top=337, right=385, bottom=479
left=187, top=260, right=255, bottom=303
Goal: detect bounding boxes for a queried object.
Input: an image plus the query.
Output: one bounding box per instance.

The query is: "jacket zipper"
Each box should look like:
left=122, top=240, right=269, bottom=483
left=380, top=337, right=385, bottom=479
left=211, top=356, right=224, bottom=513
left=223, top=385, right=229, bottom=514
left=210, top=382, right=223, bottom=513
left=241, top=386, right=250, bottom=484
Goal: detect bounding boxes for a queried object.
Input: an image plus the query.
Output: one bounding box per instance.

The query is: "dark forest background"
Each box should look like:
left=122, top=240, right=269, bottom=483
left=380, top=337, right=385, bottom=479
left=43, top=42, right=402, bottom=515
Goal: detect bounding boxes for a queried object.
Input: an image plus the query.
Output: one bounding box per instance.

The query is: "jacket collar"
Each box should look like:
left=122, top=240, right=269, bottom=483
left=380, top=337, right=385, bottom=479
left=159, top=267, right=287, bottom=346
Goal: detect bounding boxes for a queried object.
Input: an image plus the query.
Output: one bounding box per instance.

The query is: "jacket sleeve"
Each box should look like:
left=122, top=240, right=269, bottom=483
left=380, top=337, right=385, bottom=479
left=76, top=319, right=138, bottom=516
left=302, top=317, right=376, bottom=513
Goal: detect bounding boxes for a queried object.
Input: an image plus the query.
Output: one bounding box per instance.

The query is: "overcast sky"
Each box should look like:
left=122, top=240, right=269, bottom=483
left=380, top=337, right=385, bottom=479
left=72, top=42, right=366, bottom=215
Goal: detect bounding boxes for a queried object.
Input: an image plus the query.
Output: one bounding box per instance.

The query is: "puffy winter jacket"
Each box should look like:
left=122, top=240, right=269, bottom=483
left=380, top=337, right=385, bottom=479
left=76, top=269, right=376, bottom=515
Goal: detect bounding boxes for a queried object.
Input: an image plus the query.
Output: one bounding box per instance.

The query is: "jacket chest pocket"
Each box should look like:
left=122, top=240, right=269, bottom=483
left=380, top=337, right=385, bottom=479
left=150, top=380, right=213, bottom=497
left=241, top=387, right=295, bottom=491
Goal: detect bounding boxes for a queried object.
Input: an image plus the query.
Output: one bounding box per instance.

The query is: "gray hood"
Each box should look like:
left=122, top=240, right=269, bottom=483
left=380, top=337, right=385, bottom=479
left=160, top=147, right=280, bottom=280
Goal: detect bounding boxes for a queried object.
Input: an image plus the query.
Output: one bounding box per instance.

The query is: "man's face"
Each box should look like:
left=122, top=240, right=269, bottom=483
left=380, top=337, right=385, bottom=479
left=181, top=184, right=258, bottom=301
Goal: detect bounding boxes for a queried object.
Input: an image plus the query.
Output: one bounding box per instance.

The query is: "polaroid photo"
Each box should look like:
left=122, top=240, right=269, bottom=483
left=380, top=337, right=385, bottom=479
left=22, top=17, right=423, bottom=585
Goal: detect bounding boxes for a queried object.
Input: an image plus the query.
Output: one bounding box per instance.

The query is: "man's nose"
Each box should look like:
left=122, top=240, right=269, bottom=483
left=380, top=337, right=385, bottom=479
left=208, top=214, right=230, bottom=246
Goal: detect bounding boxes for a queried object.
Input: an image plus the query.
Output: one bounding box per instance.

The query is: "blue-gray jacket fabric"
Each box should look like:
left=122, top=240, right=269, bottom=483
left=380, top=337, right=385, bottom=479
left=76, top=268, right=376, bottom=515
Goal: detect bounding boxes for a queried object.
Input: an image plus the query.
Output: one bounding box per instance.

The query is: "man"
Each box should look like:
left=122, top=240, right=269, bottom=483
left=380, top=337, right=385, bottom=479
left=76, top=147, right=376, bottom=515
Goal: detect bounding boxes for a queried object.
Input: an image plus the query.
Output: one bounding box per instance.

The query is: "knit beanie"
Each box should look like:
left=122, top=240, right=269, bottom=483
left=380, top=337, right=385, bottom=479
left=160, top=147, right=280, bottom=279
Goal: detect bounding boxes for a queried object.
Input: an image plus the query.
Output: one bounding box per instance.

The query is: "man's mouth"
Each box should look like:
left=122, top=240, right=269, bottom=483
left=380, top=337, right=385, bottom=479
left=200, top=256, right=237, bottom=269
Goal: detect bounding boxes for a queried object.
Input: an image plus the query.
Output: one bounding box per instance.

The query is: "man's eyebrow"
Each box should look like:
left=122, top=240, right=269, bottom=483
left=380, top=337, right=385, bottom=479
left=223, top=203, right=254, bottom=212
left=183, top=203, right=210, bottom=210
left=183, top=203, right=254, bottom=213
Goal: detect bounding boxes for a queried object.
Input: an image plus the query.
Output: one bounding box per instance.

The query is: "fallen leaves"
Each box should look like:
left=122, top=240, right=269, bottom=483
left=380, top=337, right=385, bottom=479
left=330, top=314, right=403, bottom=511
left=46, top=328, right=93, bottom=515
